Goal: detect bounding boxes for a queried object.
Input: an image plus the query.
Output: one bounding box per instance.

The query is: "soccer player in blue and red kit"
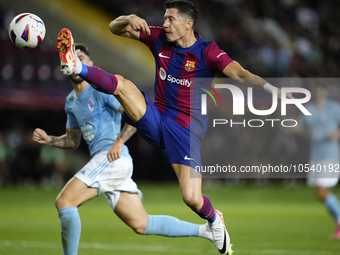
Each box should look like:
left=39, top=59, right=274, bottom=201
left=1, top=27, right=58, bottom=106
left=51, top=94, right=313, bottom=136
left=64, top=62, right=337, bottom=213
left=36, top=43, right=215, bottom=255
left=57, top=1, right=291, bottom=254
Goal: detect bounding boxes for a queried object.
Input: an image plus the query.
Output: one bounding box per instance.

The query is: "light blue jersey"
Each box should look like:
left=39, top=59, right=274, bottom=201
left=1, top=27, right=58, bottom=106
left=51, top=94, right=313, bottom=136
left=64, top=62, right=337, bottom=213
left=65, top=85, right=131, bottom=159
left=299, top=99, right=340, bottom=162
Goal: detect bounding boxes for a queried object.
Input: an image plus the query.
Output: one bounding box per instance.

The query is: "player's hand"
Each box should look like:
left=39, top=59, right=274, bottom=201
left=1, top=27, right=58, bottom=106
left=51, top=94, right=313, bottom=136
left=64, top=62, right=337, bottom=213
left=277, top=88, right=294, bottom=100
left=107, top=139, right=123, bottom=162
left=32, top=128, right=51, bottom=144
left=128, top=14, right=150, bottom=36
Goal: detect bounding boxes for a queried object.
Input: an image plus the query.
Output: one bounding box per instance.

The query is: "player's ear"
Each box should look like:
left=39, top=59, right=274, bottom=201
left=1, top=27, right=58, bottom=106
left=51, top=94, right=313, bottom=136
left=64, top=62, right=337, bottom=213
left=88, top=60, right=94, bottom=67
left=185, top=19, right=194, bottom=31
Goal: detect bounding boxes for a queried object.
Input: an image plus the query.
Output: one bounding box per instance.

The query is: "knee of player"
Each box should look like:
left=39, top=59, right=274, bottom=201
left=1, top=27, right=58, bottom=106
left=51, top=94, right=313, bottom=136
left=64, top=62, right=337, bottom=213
left=115, top=75, right=127, bottom=88
left=55, top=195, right=71, bottom=210
left=182, top=194, right=201, bottom=209
left=55, top=197, right=63, bottom=210
left=315, top=187, right=331, bottom=201
left=316, top=190, right=329, bottom=201
left=115, top=75, right=134, bottom=92
left=130, top=221, right=146, bottom=235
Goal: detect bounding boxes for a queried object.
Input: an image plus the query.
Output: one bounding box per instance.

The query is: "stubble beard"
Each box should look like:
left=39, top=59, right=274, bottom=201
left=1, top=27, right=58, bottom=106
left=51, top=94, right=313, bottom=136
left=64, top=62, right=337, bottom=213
left=69, top=74, right=84, bottom=84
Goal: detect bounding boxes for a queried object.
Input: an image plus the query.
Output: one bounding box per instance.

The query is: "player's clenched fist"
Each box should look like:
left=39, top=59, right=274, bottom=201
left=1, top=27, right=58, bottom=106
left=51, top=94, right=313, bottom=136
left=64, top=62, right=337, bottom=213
left=128, top=14, right=150, bottom=36
left=32, top=128, right=51, bottom=144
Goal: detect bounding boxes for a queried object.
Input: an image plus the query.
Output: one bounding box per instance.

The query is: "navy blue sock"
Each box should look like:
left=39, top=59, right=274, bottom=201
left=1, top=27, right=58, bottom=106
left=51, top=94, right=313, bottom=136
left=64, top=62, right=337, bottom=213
left=79, top=63, right=118, bottom=94
left=197, top=195, right=216, bottom=223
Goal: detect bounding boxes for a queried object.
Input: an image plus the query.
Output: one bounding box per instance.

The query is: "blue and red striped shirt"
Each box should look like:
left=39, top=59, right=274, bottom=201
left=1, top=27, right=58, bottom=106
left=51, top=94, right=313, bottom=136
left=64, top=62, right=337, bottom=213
left=140, top=27, right=233, bottom=138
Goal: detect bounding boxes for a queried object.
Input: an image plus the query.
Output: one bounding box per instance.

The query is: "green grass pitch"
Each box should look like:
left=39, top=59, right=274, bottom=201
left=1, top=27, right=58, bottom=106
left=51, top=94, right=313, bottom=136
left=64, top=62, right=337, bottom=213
left=1, top=182, right=340, bottom=255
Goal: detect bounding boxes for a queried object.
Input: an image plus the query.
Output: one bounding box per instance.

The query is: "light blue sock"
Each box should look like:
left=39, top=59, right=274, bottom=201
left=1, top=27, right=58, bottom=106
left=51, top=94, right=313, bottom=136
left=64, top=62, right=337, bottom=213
left=143, top=215, right=199, bottom=237
left=325, top=193, right=340, bottom=223
left=58, top=207, right=81, bottom=255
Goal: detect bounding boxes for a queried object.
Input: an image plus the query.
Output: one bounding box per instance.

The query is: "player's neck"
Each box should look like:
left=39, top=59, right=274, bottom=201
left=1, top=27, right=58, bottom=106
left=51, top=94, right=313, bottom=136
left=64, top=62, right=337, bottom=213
left=175, top=31, right=197, bottom=48
left=73, top=81, right=89, bottom=96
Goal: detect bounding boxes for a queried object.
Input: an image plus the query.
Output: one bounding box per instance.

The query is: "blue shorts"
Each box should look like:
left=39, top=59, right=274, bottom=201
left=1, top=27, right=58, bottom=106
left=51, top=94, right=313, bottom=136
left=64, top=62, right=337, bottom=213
left=123, top=92, right=202, bottom=168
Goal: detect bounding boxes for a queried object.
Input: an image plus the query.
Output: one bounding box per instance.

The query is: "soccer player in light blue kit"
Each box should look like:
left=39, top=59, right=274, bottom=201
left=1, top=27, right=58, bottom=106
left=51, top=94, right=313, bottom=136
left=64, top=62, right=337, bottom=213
left=33, top=43, right=214, bottom=255
left=297, top=83, right=340, bottom=239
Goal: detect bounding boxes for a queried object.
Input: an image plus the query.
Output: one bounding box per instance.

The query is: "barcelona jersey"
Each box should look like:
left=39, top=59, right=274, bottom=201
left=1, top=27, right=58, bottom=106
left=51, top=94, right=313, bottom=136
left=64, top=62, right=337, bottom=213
left=140, top=27, right=233, bottom=138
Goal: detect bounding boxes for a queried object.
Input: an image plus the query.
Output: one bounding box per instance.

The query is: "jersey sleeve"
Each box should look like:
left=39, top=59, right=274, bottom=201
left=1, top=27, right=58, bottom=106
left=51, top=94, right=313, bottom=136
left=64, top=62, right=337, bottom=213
left=65, top=106, right=78, bottom=129
left=101, top=92, right=121, bottom=111
left=140, top=26, right=165, bottom=51
left=204, top=42, right=233, bottom=72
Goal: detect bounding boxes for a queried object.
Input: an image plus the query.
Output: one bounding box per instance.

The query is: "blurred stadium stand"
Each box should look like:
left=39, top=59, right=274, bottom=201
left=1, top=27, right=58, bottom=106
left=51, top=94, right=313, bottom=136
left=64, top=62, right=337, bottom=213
left=0, top=0, right=340, bottom=186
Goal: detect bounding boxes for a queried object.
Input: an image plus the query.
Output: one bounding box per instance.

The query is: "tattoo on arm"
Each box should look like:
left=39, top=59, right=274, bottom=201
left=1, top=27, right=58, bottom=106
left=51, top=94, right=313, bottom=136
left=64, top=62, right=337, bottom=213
left=49, top=128, right=82, bottom=149
left=117, top=124, right=137, bottom=143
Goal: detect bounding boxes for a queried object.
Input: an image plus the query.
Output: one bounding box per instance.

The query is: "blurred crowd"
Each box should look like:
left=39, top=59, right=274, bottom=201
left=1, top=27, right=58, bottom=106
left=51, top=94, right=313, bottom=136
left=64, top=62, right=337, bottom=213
left=1, top=0, right=340, bottom=186
left=0, top=127, right=66, bottom=188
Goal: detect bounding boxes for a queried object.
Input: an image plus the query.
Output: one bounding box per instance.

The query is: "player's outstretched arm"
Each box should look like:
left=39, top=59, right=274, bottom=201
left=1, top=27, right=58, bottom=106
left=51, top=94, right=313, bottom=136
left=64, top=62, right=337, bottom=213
left=223, top=61, right=266, bottom=89
left=107, top=121, right=137, bottom=162
left=109, top=14, right=150, bottom=40
left=223, top=61, right=294, bottom=100
left=32, top=127, right=81, bottom=150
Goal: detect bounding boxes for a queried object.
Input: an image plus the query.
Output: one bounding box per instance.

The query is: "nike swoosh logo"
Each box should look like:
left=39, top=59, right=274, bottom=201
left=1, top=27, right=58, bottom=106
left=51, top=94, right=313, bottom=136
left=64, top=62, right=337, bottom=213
left=184, top=155, right=194, bottom=161
left=218, top=229, right=227, bottom=254
left=159, top=52, right=171, bottom=59
left=217, top=52, right=226, bottom=58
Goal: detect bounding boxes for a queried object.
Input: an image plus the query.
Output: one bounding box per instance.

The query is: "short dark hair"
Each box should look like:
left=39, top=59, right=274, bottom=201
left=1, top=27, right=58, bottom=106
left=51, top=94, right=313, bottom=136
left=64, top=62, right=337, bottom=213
left=163, top=0, right=198, bottom=27
left=75, top=43, right=90, bottom=57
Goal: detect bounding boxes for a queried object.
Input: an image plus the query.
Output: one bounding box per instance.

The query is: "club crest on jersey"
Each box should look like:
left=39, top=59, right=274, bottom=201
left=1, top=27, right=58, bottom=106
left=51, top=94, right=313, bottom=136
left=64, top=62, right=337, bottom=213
left=88, top=98, right=94, bottom=112
left=185, top=60, right=195, bottom=72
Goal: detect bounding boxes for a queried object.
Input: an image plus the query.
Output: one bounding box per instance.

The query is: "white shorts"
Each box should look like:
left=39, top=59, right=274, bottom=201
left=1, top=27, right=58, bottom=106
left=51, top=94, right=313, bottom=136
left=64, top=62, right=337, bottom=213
left=307, top=159, right=340, bottom=188
left=75, top=151, right=143, bottom=210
